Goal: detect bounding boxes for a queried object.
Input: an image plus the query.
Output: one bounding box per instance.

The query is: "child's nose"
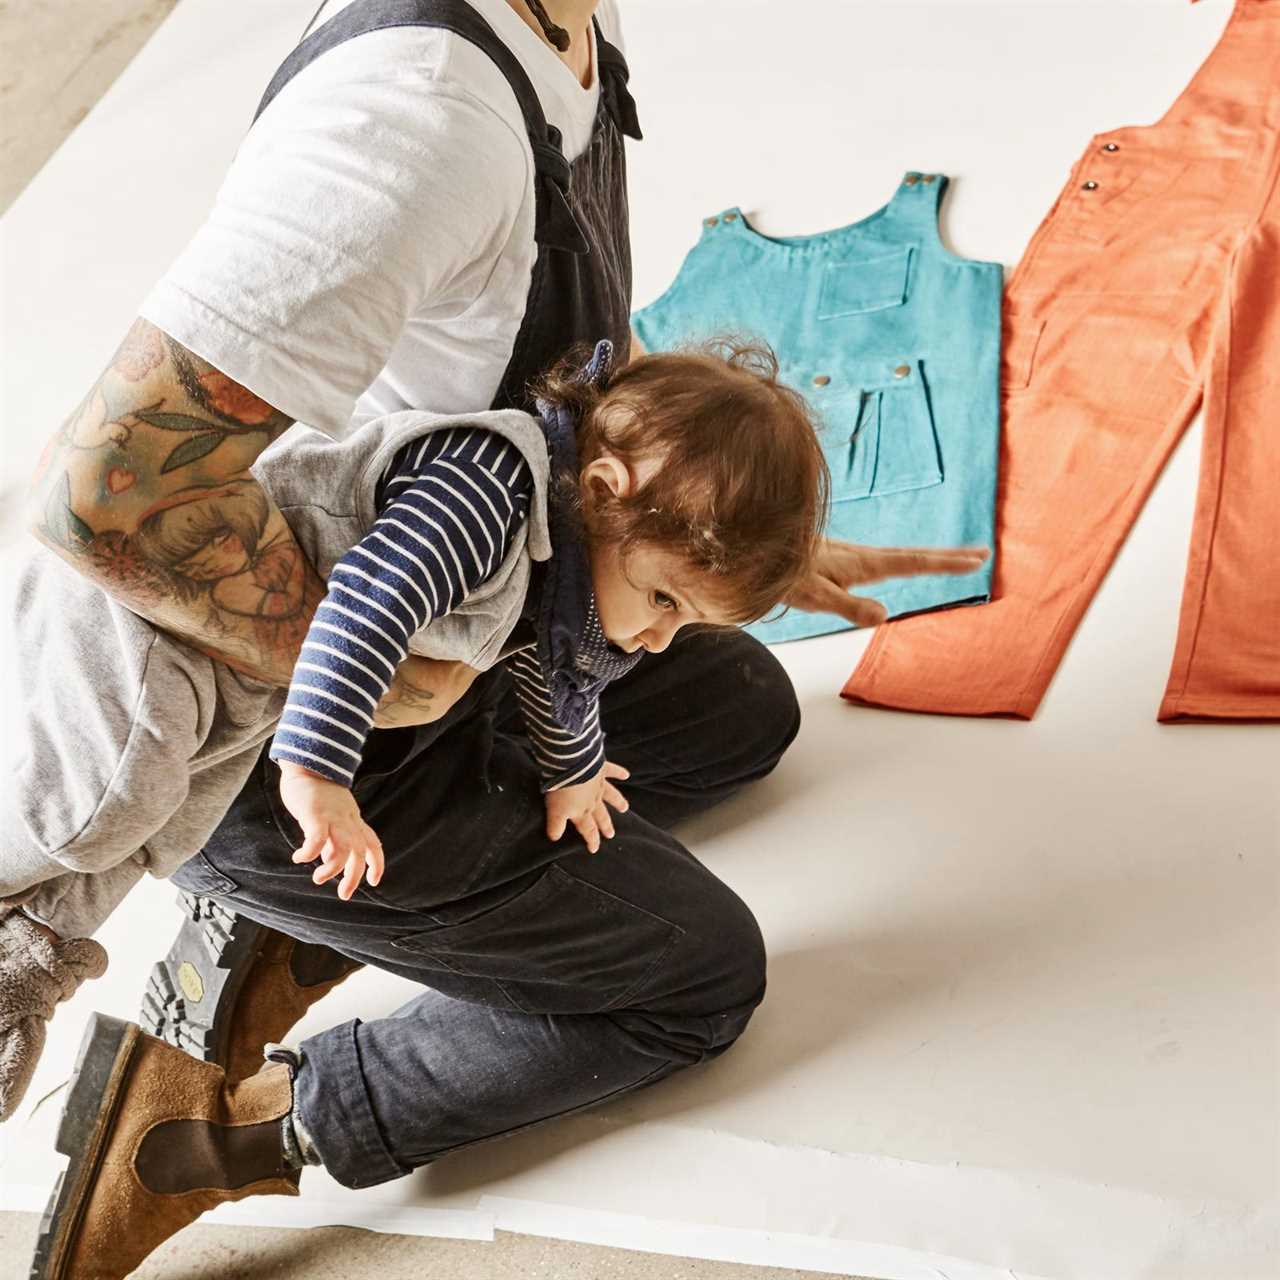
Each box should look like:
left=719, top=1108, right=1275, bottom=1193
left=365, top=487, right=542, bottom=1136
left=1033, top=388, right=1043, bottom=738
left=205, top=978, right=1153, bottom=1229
left=643, top=618, right=679, bottom=653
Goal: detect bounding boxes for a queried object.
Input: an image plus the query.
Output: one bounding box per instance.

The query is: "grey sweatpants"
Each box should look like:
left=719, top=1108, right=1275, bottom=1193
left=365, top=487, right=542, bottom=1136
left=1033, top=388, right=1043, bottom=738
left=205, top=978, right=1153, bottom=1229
left=4, top=547, right=281, bottom=939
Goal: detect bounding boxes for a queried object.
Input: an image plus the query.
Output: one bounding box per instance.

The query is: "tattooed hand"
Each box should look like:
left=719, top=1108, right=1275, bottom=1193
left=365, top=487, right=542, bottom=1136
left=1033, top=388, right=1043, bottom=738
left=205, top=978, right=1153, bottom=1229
left=374, top=655, right=481, bottom=728
left=28, top=319, right=325, bottom=685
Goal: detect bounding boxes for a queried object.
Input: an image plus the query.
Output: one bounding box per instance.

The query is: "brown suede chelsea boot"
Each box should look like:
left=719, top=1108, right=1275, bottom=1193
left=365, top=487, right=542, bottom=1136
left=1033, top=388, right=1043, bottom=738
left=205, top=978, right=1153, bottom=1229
left=141, top=892, right=362, bottom=1079
left=30, top=1013, right=300, bottom=1280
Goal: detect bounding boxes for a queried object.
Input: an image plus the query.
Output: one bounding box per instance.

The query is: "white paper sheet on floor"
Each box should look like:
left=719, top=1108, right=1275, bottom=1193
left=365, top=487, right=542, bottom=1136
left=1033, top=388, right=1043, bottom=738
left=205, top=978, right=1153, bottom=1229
left=1, top=3, right=1276, bottom=1278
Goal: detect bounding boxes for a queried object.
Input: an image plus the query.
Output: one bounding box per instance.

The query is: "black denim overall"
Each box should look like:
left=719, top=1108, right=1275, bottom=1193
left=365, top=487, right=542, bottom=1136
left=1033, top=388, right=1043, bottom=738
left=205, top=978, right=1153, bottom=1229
left=177, top=0, right=799, bottom=1187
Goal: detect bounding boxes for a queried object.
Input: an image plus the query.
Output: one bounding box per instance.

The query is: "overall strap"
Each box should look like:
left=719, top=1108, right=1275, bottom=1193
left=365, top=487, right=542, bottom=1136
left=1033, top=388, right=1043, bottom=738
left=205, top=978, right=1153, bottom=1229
left=593, top=18, right=642, bottom=139
left=252, top=0, right=589, bottom=253
left=885, top=170, right=949, bottom=234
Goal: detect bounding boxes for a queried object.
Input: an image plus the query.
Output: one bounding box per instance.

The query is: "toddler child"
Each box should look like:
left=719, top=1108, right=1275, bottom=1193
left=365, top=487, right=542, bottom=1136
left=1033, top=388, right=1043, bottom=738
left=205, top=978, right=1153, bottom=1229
left=0, top=337, right=828, bottom=1115
left=271, top=338, right=828, bottom=895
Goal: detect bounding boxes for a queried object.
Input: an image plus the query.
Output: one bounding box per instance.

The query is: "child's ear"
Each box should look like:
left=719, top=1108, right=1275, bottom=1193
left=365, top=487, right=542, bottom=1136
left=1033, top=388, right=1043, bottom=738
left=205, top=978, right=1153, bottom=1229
left=581, top=454, right=632, bottom=500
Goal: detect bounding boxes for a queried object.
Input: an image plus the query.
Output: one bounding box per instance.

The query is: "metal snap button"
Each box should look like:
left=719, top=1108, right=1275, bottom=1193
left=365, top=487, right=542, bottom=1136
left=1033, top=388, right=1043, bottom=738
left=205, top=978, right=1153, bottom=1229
left=1102, top=142, right=1120, bottom=153
left=893, top=364, right=911, bottom=379
left=1082, top=180, right=1099, bottom=191
left=903, top=174, right=920, bottom=186
left=704, top=216, right=719, bottom=227
left=812, top=374, right=830, bottom=387
left=724, top=212, right=738, bottom=222
left=922, top=174, right=936, bottom=184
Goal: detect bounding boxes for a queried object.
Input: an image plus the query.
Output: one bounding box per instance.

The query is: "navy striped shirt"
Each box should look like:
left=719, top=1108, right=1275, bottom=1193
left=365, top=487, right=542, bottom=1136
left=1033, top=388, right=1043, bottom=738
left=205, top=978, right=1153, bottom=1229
left=269, top=427, right=605, bottom=791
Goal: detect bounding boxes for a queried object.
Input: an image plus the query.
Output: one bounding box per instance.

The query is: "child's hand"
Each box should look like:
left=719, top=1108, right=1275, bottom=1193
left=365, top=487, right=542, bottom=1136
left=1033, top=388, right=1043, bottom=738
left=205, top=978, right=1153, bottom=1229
left=544, top=761, right=630, bottom=853
left=278, top=762, right=384, bottom=901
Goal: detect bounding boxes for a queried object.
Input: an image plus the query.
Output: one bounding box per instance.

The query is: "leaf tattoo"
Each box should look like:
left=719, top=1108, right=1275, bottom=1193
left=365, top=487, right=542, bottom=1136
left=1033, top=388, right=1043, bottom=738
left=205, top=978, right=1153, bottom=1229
left=43, top=472, right=94, bottom=548
left=135, top=410, right=222, bottom=433
left=161, top=432, right=227, bottom=474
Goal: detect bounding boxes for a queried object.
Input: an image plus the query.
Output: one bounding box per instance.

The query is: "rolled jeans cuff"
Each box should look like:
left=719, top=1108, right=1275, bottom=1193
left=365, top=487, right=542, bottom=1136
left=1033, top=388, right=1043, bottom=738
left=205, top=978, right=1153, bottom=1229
left=295, top=1018, right=409, bottom=1189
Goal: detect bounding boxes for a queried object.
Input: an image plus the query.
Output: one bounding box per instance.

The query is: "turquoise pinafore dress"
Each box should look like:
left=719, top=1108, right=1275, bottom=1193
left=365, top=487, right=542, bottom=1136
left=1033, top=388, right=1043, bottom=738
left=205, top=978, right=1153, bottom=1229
left=632, top=172, right=1002, bottom=642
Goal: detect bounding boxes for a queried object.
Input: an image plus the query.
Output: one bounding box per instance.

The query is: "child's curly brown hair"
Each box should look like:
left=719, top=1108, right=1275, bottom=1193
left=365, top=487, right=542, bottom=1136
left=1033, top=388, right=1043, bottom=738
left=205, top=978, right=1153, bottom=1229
left=535, top=339, right=831, bottom=625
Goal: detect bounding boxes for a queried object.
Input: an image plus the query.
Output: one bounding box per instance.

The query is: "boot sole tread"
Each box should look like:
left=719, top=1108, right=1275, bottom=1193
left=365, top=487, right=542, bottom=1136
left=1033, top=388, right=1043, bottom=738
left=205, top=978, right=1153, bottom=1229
left=137, top=892, right=268, bottom=1067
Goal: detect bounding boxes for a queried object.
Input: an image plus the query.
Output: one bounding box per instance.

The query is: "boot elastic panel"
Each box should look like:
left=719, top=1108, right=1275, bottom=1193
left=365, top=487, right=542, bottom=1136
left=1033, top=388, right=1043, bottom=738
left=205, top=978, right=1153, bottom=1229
left=135, top=1118, right=298, bottom=1194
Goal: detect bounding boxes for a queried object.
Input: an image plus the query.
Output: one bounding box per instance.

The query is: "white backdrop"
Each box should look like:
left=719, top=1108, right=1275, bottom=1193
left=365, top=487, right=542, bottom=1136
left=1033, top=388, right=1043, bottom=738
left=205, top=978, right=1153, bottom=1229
left=2, top=3, right=1277, bottom=1278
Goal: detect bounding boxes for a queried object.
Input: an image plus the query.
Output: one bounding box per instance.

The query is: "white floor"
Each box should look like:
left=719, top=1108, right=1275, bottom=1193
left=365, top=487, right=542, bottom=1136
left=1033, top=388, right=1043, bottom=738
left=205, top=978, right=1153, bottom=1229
left=2, top=3, right=1278, bottom=1278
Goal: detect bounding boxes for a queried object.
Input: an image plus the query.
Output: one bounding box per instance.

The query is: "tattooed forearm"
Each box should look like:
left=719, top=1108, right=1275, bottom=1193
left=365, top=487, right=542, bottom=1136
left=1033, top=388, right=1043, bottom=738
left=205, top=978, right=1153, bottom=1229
left=28, top=318, right=323, bottom=684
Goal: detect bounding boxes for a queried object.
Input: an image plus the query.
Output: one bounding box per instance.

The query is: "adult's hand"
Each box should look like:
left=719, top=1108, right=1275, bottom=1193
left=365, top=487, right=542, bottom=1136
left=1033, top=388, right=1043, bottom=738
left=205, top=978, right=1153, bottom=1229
left=783, top=539, right=991, bottom=627
left=373, top=656, right=481, bottom=728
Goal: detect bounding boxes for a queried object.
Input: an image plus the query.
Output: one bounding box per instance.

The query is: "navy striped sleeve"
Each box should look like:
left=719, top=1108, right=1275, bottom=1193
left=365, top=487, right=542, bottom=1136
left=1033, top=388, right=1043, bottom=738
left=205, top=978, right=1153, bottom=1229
left=505, top=647, right=606, bottom=792
left=270, top=427, right=533, bottom=785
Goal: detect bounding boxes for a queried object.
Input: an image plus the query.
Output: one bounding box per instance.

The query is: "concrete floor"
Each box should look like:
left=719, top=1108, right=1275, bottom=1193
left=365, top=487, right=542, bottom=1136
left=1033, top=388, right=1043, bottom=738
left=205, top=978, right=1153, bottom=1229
left=0, top=2, right=856, bottom=1276
left=0, top=0, right=180, bottom=211
left=0, top=1213, right=846, bottom=1279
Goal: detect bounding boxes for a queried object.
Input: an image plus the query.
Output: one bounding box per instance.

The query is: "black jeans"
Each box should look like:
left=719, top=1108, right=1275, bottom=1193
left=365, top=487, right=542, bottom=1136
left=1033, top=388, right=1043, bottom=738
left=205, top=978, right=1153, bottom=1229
left=175, top=627, right=798, bottom=1188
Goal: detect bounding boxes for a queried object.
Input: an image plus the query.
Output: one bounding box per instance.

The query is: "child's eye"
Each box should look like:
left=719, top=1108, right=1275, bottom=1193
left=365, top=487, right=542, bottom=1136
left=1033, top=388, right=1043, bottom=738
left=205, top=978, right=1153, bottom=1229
left=652, top=591, right=678, bottom=612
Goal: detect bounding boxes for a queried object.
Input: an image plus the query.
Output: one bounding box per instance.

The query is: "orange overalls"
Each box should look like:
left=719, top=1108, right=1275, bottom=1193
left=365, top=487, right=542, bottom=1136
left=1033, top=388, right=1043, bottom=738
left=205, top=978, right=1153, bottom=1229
left=844, top=0, right=1280, bottom=722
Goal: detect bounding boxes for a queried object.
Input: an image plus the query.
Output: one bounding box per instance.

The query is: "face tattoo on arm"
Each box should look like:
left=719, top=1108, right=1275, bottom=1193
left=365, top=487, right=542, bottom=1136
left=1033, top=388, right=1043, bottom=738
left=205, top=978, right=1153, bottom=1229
left=28, top=319, right=327, bottom=682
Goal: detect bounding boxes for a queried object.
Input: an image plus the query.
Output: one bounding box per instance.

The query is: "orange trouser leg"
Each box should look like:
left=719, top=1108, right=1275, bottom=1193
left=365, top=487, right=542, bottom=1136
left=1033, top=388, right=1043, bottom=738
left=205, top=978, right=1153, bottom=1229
left=1159, top=207, right=1280, bottom=721
left=843, top=0, right=1280, bottom=720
